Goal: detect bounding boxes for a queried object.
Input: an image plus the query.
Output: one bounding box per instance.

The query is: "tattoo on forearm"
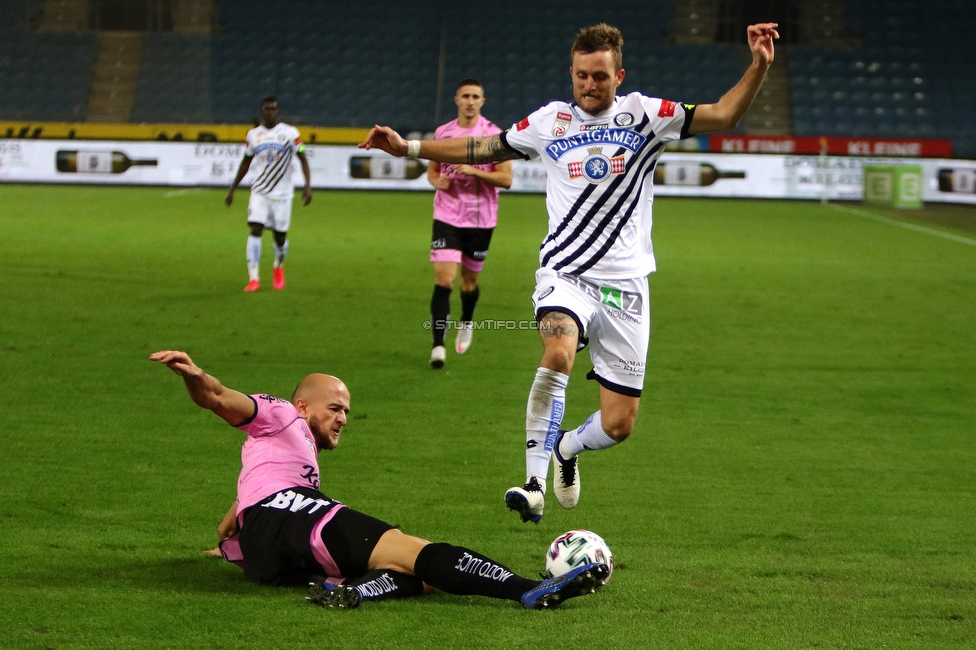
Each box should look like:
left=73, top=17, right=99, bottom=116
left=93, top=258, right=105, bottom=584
left=466, top=135, right=520, bottom=164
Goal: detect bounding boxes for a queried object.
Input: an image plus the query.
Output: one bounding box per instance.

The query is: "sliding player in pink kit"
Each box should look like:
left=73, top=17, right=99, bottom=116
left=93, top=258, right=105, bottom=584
left=427, top=79, right=512, bottom=368
left=150, top=350, right=608, bottom=609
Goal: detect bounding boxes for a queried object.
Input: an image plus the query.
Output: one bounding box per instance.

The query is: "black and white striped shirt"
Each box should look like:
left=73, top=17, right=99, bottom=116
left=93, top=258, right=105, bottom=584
left=503, top=93, right=695, bottom=279
left=244, top=122, right=303, bottom=198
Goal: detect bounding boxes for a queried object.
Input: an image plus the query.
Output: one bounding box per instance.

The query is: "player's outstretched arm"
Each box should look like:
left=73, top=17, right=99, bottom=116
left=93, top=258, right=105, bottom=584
left=359, top=126, right=522, bottom=164
left=149, top=350, right=256, bottom=425
left=687, top=22, right=779, bottom=135
left=454, top=160, right=514, bottom=189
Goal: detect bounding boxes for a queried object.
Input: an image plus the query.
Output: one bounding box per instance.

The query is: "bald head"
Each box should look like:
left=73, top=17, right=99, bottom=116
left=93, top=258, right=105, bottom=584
left=292, top=373, right=347, bottom=403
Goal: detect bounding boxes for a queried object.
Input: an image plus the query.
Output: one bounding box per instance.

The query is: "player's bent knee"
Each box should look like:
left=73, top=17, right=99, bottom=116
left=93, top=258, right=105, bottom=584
left=540, top=347, right=575, bottom=374
left=368, top=529, right=430, bottom=575
left=601, top=410, right=637, bottom=442
left=605, top=423, right=633, bottom=442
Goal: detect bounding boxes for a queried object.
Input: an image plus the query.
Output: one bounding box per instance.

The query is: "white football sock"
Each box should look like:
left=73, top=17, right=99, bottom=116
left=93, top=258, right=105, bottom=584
left=559, top=411, right=618, bottom=458
left=246, top=235, right=262, bottom=280
left=524, top=367, right=569, bottom=485
left=272, top=239, right=288, bottom=268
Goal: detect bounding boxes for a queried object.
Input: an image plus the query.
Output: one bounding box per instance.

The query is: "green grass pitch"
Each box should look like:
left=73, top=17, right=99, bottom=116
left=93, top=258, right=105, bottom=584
left=0, top=184, right=974, bottom=649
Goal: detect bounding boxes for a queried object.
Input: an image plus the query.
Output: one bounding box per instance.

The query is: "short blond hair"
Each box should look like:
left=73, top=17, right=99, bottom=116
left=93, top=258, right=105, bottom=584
left=571, top=23, right=624, bottom=71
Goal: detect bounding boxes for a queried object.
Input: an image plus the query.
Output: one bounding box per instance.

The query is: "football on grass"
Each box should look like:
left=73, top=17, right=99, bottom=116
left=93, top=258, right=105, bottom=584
left=545, top=529, right=613, bottom=583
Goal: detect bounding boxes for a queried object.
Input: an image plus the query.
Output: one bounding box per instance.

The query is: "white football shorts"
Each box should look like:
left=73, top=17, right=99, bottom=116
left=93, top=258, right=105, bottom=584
left=531, top=268, right=650, bottom=396
left=247, top=192, right=293, bottom=232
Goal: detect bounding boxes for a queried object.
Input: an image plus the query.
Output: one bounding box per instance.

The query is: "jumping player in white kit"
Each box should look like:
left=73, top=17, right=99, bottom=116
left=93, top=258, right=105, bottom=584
left=427, top=79, right=512, bottom=368
left=358, top=22, right=779, bottom=523
left=226, top=97, right=312, bottom=293
left=150, top=350, right=609, bottom=609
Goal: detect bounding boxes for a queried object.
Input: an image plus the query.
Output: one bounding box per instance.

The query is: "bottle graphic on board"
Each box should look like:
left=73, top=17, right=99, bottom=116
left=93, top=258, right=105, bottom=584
left=349, top=156, right=426, bottom=180
left=654, top=162, right=746, bottom=186
left=56, top=150, right=158, bottom=173
left=937, top=168, right=975, bottom=193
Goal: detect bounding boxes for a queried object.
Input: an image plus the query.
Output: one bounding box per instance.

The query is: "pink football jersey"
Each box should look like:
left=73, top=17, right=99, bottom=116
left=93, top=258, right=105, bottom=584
left=236, top=394, right=322, bottom=511
left=432, top=115, right=503, bottom=229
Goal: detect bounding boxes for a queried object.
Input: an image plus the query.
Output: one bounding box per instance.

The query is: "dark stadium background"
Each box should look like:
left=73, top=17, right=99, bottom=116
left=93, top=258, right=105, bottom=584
left=0, top=0, right=974, bottom=158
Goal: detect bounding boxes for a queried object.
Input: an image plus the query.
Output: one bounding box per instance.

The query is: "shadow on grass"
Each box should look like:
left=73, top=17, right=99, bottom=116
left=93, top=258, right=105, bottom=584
left=20, top=555, right=293, bottom=595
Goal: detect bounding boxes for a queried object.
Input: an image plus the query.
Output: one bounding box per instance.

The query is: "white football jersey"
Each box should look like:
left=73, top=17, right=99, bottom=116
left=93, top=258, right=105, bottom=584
left=243, top=122, right=303, bottom=198
left=502, top=93, right=694, bottom=279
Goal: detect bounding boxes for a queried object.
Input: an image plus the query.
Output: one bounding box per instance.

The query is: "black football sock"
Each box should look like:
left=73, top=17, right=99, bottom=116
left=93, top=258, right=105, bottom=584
left=460, top=286, right=480, bottom=322
left=413, top=542, right=539, bottom=601
left=344, top=570, right=425, bottom=601
left=430, top=285, right=452, bottom=347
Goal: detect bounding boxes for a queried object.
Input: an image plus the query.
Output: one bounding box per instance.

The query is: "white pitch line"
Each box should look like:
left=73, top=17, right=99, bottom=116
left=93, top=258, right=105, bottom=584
left=162, top=188, right=204, bottom=198
left=827, top=203, right=976, bottom=247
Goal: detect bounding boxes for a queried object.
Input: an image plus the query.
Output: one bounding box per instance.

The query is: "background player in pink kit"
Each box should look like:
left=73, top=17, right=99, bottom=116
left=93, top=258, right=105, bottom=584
left=150, top=350, right=608, bottom=609
left=358, top=23, right=779, bottom=523
left=226, top=97, right=313, bottom=292
left=426, top=79, right=512, bottom=368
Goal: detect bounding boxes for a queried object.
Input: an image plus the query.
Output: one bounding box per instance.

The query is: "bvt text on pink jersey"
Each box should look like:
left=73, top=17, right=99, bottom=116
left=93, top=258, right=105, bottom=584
left=260, top=489, right=336, bottom=514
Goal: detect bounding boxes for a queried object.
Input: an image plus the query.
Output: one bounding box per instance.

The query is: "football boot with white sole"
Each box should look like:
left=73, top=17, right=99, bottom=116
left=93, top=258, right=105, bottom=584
left=429, top=345, right=446, bottom=369
left=505, top=477, right=545, bottom=523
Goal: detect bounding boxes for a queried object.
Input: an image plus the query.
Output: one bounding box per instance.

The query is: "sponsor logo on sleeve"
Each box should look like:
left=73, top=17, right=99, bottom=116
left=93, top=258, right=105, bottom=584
left=658, top=100, right=676, bottom=117
left=552, top=111, right=572, bottom=137
left=516, top=116, right=531, bottom=131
